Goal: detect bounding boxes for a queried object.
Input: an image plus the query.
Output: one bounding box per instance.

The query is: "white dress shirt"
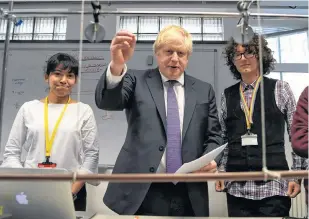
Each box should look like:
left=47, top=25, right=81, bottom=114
left=106, top=63, right=185, bottom=173
left=2, top=100, right=100, bottom=185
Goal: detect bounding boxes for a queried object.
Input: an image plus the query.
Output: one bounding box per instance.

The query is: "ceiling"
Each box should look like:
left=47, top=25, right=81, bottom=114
left=0, top=0, right=306, bottom=36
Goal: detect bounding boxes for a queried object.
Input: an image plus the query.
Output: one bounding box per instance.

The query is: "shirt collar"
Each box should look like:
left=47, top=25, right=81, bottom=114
left=159, top=70, right=185, bottom=86
left=241, top=78, right=258, bottom=91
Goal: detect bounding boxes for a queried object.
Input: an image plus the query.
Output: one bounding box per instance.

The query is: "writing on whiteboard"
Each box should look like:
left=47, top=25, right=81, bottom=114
left=12, top=78, right=26, bottom=97
left=82, top=55, right=105, bottom=61
left=14, top=102, right=20, bottom=109
left=82, top=63, right=107, bottom=74
left=12, top=91, right=24, bottom=95
left=102, top=110, right=112, bottom=120
left=71, top=54, right=105, bottom=61
left=12, top=78, right=26, bottom=86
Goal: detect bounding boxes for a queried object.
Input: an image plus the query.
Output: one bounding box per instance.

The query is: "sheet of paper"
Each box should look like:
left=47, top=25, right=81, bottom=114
left=174, top=143, right=227, bottom=182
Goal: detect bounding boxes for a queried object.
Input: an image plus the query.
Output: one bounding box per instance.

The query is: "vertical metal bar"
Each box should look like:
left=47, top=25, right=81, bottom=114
left=276, top=36, right=283, bottom=81
left=52, top=17, right=56, bottom=40
left=256, top=0, right=267, bottom=177
left=11, top=18, right=15, bottom=40
left=136, top=16, right=140, bottom=41
left=201, top=17, right=204, bottom=41
left=0, top=0, right=14, bottom=151
left=278, top=35, right=282, bottom=63
left=213, top=49, right=218, bottom=99
left=32, top=17, right=36, bottom=40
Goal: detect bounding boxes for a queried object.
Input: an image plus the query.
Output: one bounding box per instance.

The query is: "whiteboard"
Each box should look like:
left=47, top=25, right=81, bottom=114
left=0, top=43, right=217, bottom=165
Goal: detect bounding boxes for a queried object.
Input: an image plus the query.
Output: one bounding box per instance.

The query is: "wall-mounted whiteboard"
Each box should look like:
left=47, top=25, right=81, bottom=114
left=0, top=42, right=217, bottom=166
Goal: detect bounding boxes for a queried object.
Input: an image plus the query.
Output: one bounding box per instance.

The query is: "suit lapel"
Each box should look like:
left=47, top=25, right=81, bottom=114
left=182, top=75, right=196, bottom=141
left=145, top=68, right=167, bottom=132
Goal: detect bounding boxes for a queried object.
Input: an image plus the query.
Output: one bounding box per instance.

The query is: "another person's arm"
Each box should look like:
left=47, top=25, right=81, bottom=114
left=279, top=81, right=302, bottom=198
left=215, top=93, right=229, bottom=192
left=291, top=86, right=308, bottom=158
left=2, top=104, right=27, bottom=168
left=218, top=93, right=229, bottom=172
left=72, top=105, right=100, bottom=195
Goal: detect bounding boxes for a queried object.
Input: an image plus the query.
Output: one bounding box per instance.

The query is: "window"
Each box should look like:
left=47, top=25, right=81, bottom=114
left=253, top=26, right=292, bottom=35
left=267, top=31, right=308, bottom=63
left=266, top=37, right=280, bottom=62
left=0, top=17, right=67, bottom=40
left=267, top=72, right=309, bottom=101
left=282, top=73, right=309, bottom=101
left=279, top=32, right=308, bottom=63
left=266, top=30, right=308, bottom=102
left=266, top=72, right=281, bottom=80
left=119, top=16, right=224, bottom=41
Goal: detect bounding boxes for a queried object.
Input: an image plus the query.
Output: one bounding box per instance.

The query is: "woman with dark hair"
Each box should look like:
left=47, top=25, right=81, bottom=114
left=215, top=34, right=304, bottom=216
left=1, top=53, right=100, bottom=211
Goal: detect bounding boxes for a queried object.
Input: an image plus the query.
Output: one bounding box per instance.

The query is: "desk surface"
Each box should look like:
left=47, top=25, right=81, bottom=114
left=91, top=215, right=282, bottom=219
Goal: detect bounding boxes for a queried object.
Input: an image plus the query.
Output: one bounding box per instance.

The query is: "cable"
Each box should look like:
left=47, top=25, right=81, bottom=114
left=77, top=0, right=85, bottom=130
left=256, top=0, right=273, bottom=182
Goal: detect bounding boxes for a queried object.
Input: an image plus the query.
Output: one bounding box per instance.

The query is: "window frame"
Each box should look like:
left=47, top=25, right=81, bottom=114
left=266, top=30, right=308, bottom=64
left=118, top=15, right=224, bottom=42
left=266, top=30, right=309, bottom=101
left=0, top=16, right=67, bottom=41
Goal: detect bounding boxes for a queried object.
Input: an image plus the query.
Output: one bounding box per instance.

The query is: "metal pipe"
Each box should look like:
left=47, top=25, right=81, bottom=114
left=0, top=1, right=13, bottom=153
left=0, top=170, right=307, bottom=182
left=2, top=9, right=308, bottom=18
left=256, top=0, right=268, bottom=179
left=265, top=27, right=308, bottom=38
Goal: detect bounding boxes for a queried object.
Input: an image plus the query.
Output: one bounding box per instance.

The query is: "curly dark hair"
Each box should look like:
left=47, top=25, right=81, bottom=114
left=223, top=33, right=276, bottom=80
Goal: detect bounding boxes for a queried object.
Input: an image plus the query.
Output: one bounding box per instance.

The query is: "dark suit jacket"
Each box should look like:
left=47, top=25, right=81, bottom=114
left=95, top=67, right=223, bottom=216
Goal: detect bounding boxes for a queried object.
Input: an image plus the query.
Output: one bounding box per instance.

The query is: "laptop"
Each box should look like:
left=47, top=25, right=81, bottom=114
left=0, top=167, right=95, bottom=219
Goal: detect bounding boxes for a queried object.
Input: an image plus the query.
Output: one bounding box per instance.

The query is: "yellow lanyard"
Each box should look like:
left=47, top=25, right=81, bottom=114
left=239, top=76, right=262, bottom=131
left=44, top=97, right=70, bottom=158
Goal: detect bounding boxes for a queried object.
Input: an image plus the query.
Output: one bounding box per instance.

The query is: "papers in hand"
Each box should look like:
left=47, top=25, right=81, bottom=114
left=175, top=143, right=227, bottom=175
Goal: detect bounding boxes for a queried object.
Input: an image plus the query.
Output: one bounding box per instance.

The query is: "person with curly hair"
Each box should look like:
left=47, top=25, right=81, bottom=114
left=215, top=33, right=304, bottom=216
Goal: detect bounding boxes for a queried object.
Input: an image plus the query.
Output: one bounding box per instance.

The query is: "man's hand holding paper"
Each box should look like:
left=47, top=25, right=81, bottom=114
left=175, top=143, right=227, bottom=174
left=193, top=160, right=217, bottom=173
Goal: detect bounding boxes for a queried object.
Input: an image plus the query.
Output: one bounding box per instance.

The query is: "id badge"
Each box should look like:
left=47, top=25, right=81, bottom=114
left=38, top=156, right=57, bottom=168
left=241, top=133, right=258, bottom=146
left=38, top=163, right=57, bottom=168
left=38, top=162, right=57, bottom=168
